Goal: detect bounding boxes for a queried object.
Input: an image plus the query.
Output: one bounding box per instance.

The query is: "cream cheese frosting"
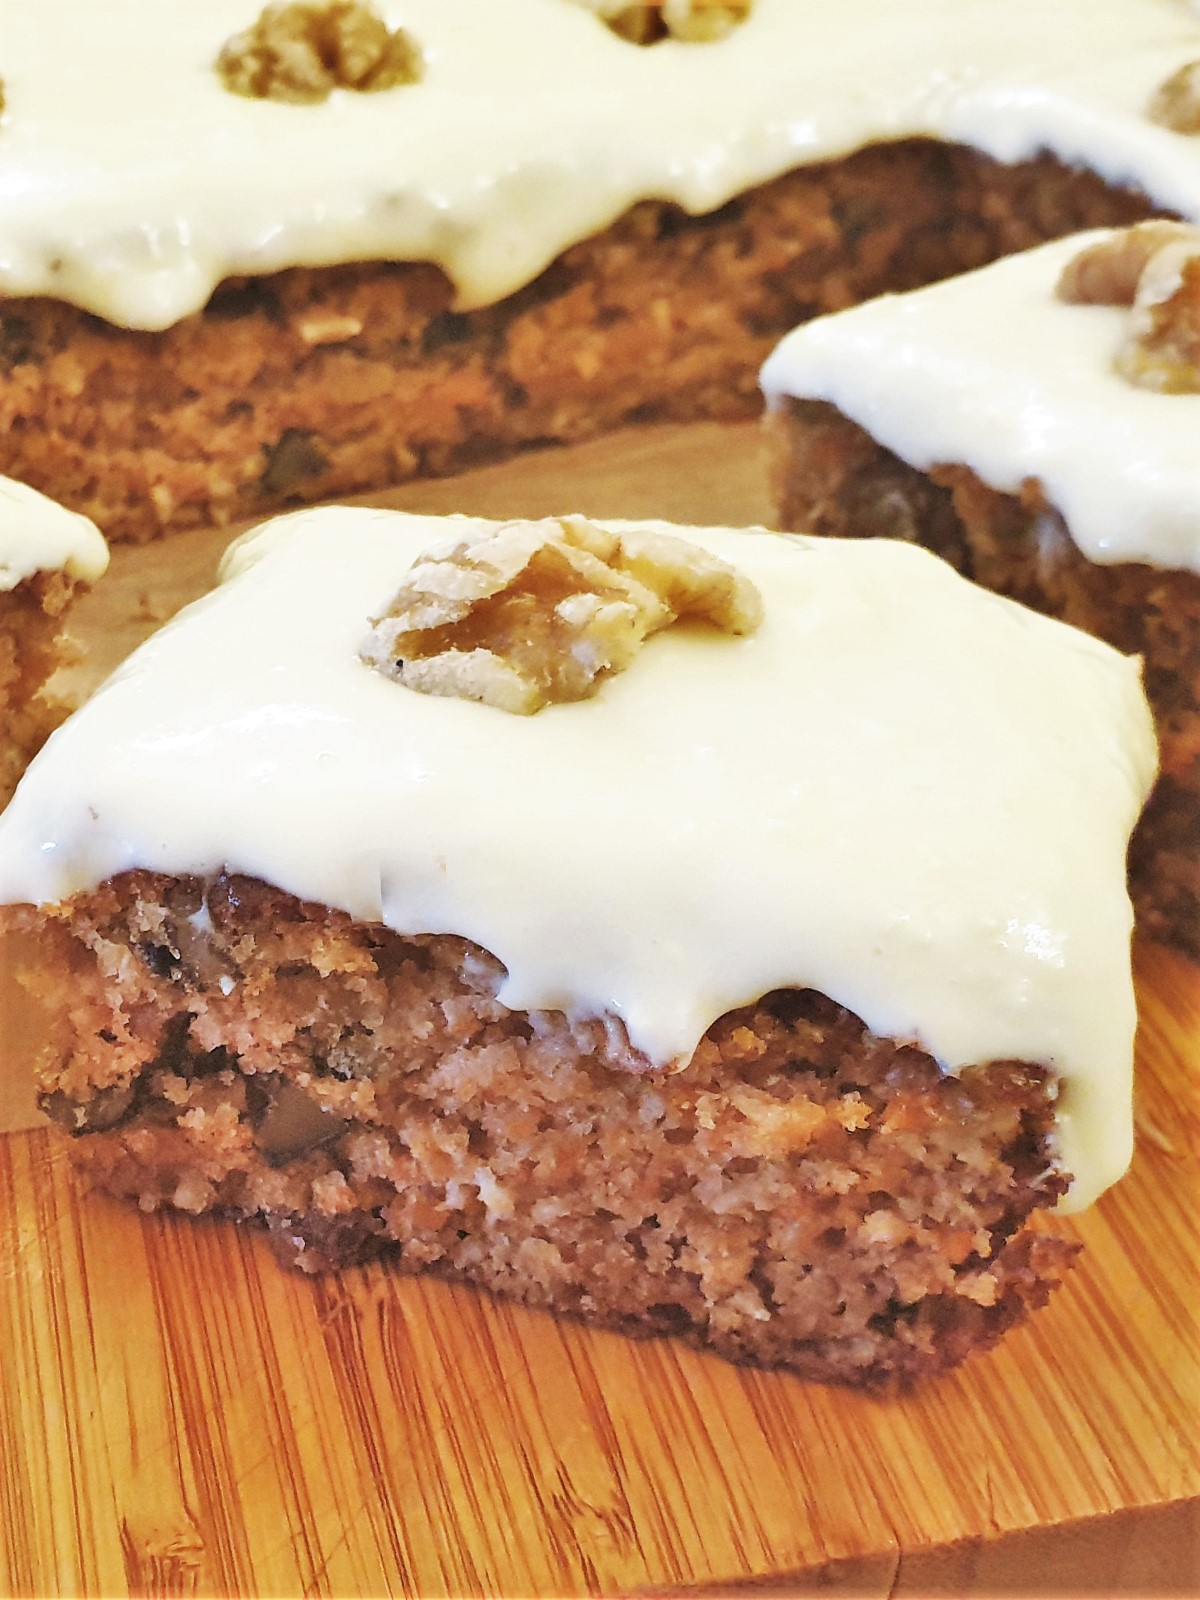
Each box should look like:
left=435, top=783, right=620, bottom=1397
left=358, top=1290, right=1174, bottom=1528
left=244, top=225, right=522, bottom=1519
left=0, top=474, right=109, bottom=593
left=4, top=0, right=1200, bottom=330
left=0, top=509, right=1157, bottom=1210
left=760, top=229, right=1200, bottom=578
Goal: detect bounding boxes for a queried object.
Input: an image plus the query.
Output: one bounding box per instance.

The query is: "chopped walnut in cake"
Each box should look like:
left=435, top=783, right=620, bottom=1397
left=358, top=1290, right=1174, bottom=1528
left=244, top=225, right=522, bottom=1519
left=575, top=0, right=752, bottom=46
left=1057, top=223, right=1200, bottom=393
left=1147, top=60, right=1200, bottom=134
left=217, top=1, right=422, bottom=104
left=361, top=515, right=763, bottom=714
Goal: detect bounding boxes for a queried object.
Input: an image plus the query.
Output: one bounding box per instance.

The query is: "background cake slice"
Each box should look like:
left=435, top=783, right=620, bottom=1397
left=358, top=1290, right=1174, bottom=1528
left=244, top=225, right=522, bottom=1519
left=0, top=508, right=1156, bottom=1388
left=761, top=225, right=1200, bottom=957
left=0, top=475, right=108, bottom=809
left=6, top=0, right=1200, bottom=539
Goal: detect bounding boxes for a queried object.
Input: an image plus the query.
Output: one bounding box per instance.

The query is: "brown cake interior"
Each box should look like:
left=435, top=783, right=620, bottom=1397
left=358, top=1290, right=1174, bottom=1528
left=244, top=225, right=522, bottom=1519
left=13, top=869, right=1079, bottom=1390
left=766, top=397, right=1200, bottom=958
left=0, top=138, right=1155, bottom=543
left=0, top=569, right=78, bottom=809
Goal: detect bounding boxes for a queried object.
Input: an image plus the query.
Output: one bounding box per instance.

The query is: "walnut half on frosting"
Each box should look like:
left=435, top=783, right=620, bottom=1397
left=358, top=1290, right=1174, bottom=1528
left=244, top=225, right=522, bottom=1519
left=1056, top=223, right=1200, bottom=393
left=576, top=0, right=753, bottom=46
left=1147, top=60, right=1200, bottom=135
left=361, top=516, right=763, bottom=715
left=217, top=1, right=422, bottom=104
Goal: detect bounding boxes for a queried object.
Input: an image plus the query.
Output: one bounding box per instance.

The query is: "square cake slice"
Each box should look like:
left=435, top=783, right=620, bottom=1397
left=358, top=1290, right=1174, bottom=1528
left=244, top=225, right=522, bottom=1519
left=761, top=225, right=1200, bottom=957
left=0, top=476, right=108, bottom=808
left=0, top=509, right=1156, bottom=1388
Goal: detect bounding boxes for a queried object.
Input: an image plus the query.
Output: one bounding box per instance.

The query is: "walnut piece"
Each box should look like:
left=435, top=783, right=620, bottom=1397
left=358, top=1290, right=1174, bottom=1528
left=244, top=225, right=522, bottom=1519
left=1117, top=239, right=1200, bottom=392
left=577, top=0, right=752, bottom=46
left=1147, top=60, right=1200, bottom=134
left=217, top=1, right=422, bottom=104
left=1055, top=222, right=1197, bottom=307
left=1056, top=223, right=1200, bottom=393
left=361, top=515, right=763, bottom=715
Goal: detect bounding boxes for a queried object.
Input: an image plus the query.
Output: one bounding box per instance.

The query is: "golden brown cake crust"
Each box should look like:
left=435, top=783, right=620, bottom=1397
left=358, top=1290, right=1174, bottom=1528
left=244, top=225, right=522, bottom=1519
left=0, top=139, right=1157, bottom=542
left=766, top=397, right=1200, bottom=957
left=12, top=869, right=1080, bottom=1391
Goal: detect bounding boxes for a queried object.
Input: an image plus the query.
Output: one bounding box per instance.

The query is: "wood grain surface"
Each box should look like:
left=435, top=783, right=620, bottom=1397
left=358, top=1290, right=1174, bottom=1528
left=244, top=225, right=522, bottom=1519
left=1, top=422, right=1197, bottom=1598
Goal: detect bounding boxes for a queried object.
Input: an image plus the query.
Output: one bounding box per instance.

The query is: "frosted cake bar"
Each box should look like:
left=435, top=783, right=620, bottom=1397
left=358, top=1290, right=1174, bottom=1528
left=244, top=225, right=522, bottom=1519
left=0, top=509, right=1156, bottom=1387
left=6, top=0, right=1200, bottom=537
left=762, top=224, right=1200, bottom=956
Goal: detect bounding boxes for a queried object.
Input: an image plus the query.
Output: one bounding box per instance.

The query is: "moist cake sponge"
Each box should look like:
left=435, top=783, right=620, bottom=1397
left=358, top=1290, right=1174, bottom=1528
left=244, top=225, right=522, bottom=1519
left=0, top=477, right=108, bottom=809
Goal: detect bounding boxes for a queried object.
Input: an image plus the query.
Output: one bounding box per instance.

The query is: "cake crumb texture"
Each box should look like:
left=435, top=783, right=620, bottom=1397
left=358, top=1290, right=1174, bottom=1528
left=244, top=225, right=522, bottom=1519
left=15, top=871, right=1079, bottom=1390
left=0, top=140, right=1154, bottom=542
left=0, top=570, right=79, bottom=810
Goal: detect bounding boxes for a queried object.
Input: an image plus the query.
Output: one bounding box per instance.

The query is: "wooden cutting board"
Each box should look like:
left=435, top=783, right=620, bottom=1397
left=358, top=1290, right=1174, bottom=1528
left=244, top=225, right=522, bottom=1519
left=1, top=422, right=1197, bottom=1598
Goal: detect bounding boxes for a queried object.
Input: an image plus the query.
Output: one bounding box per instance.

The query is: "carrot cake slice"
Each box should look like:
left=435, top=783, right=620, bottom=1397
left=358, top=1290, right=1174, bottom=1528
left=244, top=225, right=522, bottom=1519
left=0, top=509, right=1156, bottom=1388
left=0, top=476, right=108, bottom=809
left=761, top=223, right=1200, bottom=958
left=5, top=0, right=1200, bottom=538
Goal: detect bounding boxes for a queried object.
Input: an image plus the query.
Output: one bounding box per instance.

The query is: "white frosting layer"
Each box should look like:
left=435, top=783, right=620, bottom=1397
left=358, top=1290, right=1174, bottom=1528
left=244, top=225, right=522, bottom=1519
left=0, top=509, right=1157, bottom=1211
left=0, top=474, right=109, bottom=594
left=760, top=230, right=1200, bottom=577
left=3, top=0, right=1200, bottom=330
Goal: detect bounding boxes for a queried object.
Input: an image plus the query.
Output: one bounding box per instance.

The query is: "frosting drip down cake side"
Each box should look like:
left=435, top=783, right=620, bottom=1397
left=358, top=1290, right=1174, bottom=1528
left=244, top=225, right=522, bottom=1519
left=0, top=510, right=1157, bottom=1388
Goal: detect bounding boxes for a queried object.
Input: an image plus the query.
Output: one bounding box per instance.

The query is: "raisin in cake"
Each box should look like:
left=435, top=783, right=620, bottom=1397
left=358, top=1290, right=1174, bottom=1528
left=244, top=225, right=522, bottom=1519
left=0, top=508, right=1157, bottom=1389
left=0, top=475, right=108, bottom=809
left=761, top=223, right=1200, bottom=957
left=5, top=0, right=1200, bottom=538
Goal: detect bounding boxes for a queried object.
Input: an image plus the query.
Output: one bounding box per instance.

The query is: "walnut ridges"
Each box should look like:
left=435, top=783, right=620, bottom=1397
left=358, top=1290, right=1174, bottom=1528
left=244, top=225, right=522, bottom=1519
left=1055, top=222, right=1195, bottom=306
left=1119, top=241, right=1200, bottom=393
left=217, top=1, right=422, bottom=104
left=361, top=515, right=763, bottom=714
left=580, top=0, right=752, bottom=46
left=1147, top=59, right=1200, bottom=134
left=1057, top=222, right=1200, bottom=392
